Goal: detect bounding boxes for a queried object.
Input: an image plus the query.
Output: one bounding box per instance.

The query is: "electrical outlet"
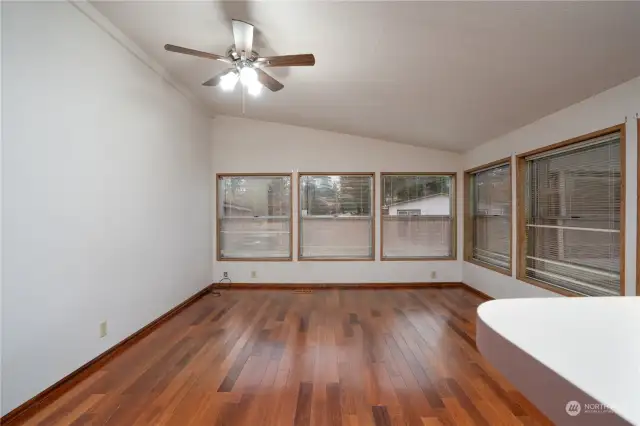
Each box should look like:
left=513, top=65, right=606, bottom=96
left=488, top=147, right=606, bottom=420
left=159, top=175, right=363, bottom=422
left=431, top=271, right=437, bottom=279
left=99, top=321, right=108, bottom=338
left=251, top=270, right=257, bottom=278
left=223, top=272, right=228, bottom=278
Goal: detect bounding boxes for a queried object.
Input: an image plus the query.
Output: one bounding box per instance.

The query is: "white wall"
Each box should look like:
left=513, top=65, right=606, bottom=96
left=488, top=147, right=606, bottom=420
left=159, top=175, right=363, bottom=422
left=1, top=1, right=212, bottom=415
left=463, top=76, right=640, bottom=299
left=211, top=116, right=463, bottom=284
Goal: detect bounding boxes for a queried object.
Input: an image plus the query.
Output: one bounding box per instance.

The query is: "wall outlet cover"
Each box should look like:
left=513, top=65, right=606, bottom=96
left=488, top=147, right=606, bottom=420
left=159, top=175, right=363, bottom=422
left=431, top=271, right=437, bottom=279
left=251, top=271, right=257, bottom=278
left=100, top=321, right=108, bottom=338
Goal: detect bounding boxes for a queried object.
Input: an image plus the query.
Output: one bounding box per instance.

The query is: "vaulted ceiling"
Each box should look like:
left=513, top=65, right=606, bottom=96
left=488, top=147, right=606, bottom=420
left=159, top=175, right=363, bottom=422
left=92, top=1, right=640, bottom=152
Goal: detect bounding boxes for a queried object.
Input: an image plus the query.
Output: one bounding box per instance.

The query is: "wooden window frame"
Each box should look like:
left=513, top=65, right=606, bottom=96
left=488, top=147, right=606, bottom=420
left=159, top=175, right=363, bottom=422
left=216, top=173, right=294, bottom=262
left=297, top=172, right=375, bottom=261
left=380, top=172, right=457, bottom=261
left=464, top=158, right=513, bottom=276
left=515, top=124, right=626, bottom=296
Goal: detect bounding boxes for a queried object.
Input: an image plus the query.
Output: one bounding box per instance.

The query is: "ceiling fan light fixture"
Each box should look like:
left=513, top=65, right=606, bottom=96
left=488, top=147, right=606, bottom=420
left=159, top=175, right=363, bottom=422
left=248, top=81, right=263, bottom=96
left=164, top=19, right=315, bottom=97
left=219, top=70, right=239, bottom=91
left=239, top=66, right=258, bottom=86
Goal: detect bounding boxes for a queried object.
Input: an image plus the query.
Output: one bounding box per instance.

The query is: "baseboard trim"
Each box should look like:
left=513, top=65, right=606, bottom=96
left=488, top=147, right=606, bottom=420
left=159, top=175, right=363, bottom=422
left=0, top=283, right=214, bottom=426
left=461, top=283, right=494, bottom=300
left=222, top=282, right=463, bottom=290
left=224, top=282, right=495, bottom=299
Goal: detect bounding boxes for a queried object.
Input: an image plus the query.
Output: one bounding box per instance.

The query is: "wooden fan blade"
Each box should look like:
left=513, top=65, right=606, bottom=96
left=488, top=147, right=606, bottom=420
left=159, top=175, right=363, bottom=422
left=256, top=69, right=284, bottom=92
left=164, top=44, right=231, bottom=63
left=202, top=69, right=235, bottom=86
left=257, top=54, right=315, bottom=67
left=232, top=20, right=254, bottom=57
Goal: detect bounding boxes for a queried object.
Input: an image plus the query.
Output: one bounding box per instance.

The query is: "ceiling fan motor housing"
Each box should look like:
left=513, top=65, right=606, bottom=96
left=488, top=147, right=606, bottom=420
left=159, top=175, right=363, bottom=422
left=226, top=46, right=260, bottom=62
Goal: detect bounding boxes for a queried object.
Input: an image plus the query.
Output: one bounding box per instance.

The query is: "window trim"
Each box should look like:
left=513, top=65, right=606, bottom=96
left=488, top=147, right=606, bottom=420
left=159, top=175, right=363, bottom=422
left=637, top=118, right=640, bottom=297
left=297, top=172, right=376, bottom=261
left=380, top=172, right=457, bottom=261
left=216, top=173, right=293, bottom=262
left=515, top=124, right=626, bottom=296
left=464, top=158, right=513, bottom=276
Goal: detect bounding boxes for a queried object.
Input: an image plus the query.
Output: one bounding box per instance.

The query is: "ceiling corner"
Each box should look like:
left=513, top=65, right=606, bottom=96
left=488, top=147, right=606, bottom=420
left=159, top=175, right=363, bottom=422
left=73, top=0, right=210, bottom=116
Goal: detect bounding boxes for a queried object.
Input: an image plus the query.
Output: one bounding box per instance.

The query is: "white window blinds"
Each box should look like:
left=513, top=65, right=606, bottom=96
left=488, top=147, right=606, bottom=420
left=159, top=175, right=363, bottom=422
left=524, top=132, right=621, bottom=296
left=299, top=174, right=373, bottom=259
left=381, top=175, right=455, bottom=259
left=218, top=175, right=291, bottom=259
left=470, top=164, right=511, bottom=270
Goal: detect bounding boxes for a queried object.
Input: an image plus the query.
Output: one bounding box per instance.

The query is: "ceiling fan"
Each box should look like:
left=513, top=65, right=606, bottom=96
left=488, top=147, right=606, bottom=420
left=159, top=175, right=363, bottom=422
left=164, top=19, right=315, bottom=95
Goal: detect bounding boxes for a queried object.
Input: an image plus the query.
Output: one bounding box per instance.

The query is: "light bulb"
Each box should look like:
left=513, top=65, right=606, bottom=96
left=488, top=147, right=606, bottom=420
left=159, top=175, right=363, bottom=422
left=219, top=71, right=239, bottom=92
left=248, top=81, right=262, bottom=96
left=239, top=66, right=258, bottom=85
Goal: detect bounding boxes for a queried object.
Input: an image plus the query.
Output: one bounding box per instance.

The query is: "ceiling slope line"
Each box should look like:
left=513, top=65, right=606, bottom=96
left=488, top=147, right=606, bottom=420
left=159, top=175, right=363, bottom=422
left=211, top=114, right=464, bottom=154
left=68, top=0, right=214, bottom=118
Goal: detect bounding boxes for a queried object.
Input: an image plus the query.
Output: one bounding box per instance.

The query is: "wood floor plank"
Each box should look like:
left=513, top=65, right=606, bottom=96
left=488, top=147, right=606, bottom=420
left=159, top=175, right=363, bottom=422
left=371, top=405, right=392, bottom=426
left=445, top=378, right=490, bottom=426
left=294, top=382, right=314, bottom=426
left=8, top=288, right=552, bottom=426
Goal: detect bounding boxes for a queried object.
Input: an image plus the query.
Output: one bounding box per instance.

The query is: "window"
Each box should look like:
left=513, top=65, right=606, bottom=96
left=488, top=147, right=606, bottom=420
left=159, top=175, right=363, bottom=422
left=381, top=173, right=456, bottom=260
left=518, top=127, right=624, bottom=296
left=217, top=174, right=292, bottom=260
left=299, top=174, right=374, bottom=259
left=464, top=160, right=511, bottom=273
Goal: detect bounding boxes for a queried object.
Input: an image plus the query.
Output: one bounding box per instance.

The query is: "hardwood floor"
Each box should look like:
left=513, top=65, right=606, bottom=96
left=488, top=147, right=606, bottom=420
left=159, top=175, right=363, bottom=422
left=11, top=288, right=552, bottom=425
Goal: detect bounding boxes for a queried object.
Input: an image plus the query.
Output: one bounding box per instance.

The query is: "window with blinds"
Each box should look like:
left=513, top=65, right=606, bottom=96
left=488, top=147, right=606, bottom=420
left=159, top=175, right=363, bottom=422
left=522, top=131, right=622, bottom=296
left=467, top=162, right=511, bottom=271
left=299, top=174, right=374, bottom=259
left=217, top=175, right=291, bottom=259
left=381, top=174, right=455, bottom=259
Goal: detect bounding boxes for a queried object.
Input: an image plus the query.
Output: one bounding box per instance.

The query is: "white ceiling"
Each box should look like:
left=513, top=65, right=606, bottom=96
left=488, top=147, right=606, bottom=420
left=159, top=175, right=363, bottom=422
left=92, top=1, right=640, bottom=152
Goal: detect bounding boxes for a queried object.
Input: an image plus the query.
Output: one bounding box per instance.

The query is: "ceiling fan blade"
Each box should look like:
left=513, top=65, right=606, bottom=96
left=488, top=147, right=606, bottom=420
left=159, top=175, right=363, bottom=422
left=202, top=69, right=234, bottom=86
left=257, top=54, right=315, bottom=67
left=164, top=44, right=231, bottom=63
left=256, top=69, right=284, bottom=92
left=232, top=19, right=254, bottom=57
